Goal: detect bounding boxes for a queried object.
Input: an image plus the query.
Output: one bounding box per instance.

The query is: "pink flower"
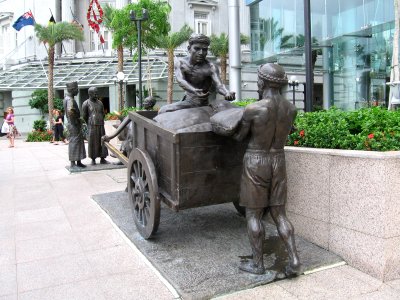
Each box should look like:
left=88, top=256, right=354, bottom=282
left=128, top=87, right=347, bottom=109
left=294, top=140, right=299, bottom=145
left=299, top=130, right=305, bottom=137
left=368, top=133, right=374, bottom=139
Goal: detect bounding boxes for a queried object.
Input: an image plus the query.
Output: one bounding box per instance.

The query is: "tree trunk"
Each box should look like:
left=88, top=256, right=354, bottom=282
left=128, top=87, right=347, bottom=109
left=117, top=45, right=124, bottom=110
left=221, top=54, right=227, bottom=84
left=48, top=46, right=55, bottom=126
left=389, top=0, right=400, bottom=110
left=167, top=49, right=174, bottom=104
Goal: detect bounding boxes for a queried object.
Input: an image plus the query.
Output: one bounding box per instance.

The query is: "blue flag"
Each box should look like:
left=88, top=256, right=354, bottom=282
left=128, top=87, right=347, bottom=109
left=12, top=11, right=35, bottom=31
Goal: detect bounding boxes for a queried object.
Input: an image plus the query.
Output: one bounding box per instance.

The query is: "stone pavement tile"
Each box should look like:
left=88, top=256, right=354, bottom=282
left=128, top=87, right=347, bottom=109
left=340, top=264, right=384, bottom=286
left=96, top=270, right=175, bottom=300
left=214, top=283, right=298, bottom=300
left=15, top=218, right=73, bottom=241
left=15, top=206, right=67, bottom=224
left=0, top=224, right=15, bottom=241
left=17, top=253, right=96, bottom=293
left=61, top=198, right=103, bottom=217
left=75, top=227, right=124, bottom=251
left=0, top=195, right=14, bottom=213
left=0, top=238, right=15, bottom=266
left=0, top=294, right=17, bottom=300
left=0, top=212, right=14, bottom=228
left=349, top=284, right=400, bottom=300
left=276, top=265, right=383, bottom=300
left=67, top=211, right=114, bottom=233
left=387, top=279, right=400, bottom=290
left=51, top=175, right=95, bottom=196
left=85, top=245, right=147, bottom=276
left=16, top=233, right=83, bottom=263
left=18, top=278, right=107, bottom=300
left=0, top=264, right=16, bottom=297
left=14, top=194, right=59, bottom=212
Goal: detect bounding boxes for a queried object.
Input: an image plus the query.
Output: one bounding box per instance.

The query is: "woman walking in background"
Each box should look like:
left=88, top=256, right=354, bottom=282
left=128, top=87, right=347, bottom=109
left=53, top=110, right=64, bottom=145
left=5, top=107, right=19, bottom=148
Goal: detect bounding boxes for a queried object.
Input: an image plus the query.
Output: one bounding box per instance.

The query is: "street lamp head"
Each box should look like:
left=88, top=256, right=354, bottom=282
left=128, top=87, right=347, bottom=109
left=130, top=9, right=149, bottom=21
left=142, top=9, right=149, bottom=21
left=130, top=10, right=136, bottom=21
left=288, top=75, right=299, bottom=87
left=116, top=71, right=125, bottom=82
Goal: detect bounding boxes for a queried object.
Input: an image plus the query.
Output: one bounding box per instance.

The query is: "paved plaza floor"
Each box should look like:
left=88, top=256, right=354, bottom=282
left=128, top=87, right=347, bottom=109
left=1, top=136, right=400, bottom=300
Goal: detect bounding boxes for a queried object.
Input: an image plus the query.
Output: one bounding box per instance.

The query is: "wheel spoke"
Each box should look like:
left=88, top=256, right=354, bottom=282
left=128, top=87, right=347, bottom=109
left=142, top=207, right=148, bottom=225
left=133, top=162, right=139, bottom=177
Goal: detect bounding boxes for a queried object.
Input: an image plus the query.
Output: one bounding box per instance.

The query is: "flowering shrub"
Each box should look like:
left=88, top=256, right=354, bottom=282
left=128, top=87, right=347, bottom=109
left=26, top=130, right=53, bottom=142
left=105, top=107, right=139, bottom=121
left=287, top=107, right=400, bottom=151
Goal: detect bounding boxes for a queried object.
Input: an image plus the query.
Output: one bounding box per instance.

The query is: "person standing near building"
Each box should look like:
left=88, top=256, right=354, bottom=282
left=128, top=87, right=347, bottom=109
left=233, top=63, right=301, bottom=276
left=4, top=107, right=19, bottom=148
left=53, top=110, right=64, bottom=145
left=64, top=81, right=86, bottom=169
left=82, top=86, right=108, bottom=165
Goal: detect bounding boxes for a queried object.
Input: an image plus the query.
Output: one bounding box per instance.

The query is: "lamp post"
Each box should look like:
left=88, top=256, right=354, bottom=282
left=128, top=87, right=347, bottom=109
left=130, top=9, right=148, bottom=109
left=288, top=75, right=299, bottom=105
left=116, top=71, right=125, bottom=110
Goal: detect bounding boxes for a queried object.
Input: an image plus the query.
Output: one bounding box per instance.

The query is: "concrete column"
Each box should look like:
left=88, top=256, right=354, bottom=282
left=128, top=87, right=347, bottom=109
left=62, top=0, right=75, bottom=55
left=228, top=0, right=242, bottom=100
left=322, top=47, right=334, bottom=109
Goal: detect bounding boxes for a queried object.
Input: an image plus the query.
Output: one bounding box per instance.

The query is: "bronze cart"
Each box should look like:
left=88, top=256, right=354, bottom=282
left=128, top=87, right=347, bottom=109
left=105, top=110, right=246, bottom=239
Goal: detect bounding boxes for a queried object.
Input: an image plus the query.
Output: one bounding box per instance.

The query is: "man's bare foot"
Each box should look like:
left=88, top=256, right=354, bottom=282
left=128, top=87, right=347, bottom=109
left=285, top=262, right=302, bottom=277
left=239, top=260, right=265, bottom=275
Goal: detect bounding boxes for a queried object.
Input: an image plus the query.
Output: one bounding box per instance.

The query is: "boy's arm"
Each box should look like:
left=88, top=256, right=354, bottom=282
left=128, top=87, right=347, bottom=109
left=210, top=63, right=235, bottom=100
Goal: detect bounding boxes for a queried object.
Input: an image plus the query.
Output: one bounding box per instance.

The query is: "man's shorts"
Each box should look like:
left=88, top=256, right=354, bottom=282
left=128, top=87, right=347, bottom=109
left=239, top=149, right=287, bottom=209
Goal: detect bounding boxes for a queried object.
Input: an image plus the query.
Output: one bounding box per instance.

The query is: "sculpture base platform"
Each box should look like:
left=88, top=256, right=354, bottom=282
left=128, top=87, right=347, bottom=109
left=92, top=191, right=344, bottom=299
left=66, top=161, right=125, bottom=173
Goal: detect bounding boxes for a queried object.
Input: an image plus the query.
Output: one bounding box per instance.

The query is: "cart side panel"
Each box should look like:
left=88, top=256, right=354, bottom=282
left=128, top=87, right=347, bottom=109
left=130, top=111, right=179, bottom=208
left=176, top=132, right=247, bottom=210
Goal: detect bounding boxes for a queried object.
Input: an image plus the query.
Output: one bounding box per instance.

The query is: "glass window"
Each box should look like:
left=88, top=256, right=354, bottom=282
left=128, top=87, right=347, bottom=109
left=194, top=11, right=210, bottom=35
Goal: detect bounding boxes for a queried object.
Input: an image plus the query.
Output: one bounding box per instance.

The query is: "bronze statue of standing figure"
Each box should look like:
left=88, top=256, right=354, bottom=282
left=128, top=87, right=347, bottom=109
left=234, top=63, right=301, bottom=276
left=82, top=87, right=109, bottom=165
left=64, top=81, right=86, bottom=169
left=158, top=33, right=235, bottom=114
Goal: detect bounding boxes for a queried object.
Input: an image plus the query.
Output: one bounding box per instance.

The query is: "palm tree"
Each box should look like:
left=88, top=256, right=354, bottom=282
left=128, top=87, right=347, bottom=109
left=34, top=22, right=84, bottom=122
left=209, top=33, right=249, bottom=84
left=103, top=0, right=171, bottom=109
left=155, top=25, right=193, bottom=104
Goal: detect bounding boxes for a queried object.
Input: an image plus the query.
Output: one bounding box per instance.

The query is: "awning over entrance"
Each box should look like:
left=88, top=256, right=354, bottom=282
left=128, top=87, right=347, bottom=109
left=0, top=57, right=168, bottom=90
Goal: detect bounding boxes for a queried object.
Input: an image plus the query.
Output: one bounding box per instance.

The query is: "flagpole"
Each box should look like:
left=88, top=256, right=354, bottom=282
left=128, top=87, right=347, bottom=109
left=30, top=7, right=36, bottom=60
left=70, top=6, right=85, bottom=54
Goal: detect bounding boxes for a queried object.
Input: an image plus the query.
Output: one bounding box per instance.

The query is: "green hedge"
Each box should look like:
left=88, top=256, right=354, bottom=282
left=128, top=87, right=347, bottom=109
left=287, top=107, right=400, bottom=151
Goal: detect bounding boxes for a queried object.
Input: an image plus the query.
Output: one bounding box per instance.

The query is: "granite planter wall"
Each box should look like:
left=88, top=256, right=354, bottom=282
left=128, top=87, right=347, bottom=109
left=285, top=146, right=400, bottom=281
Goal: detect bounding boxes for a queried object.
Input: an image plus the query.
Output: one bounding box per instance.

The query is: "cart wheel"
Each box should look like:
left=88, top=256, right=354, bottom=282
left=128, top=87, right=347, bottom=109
left=233, top=201, right=246, bottom=217
left=128, top=148, right=160, bottom=239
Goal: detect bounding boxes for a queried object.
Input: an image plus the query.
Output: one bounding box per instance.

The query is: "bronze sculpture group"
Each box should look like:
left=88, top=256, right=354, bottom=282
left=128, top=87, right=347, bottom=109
left=84, top=33, right=301, bottom=277
left=64, top=83, right=109, bottom=170
left=64, top=81, right=87, bottom=169
left=159, top=34, right=301, bottom=276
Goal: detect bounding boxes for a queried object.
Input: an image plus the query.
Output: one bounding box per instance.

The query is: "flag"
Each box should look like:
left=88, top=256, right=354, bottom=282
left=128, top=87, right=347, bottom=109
left=48, top=15, right=56, bottom=25
left=12, top=11, right=35, bottom=31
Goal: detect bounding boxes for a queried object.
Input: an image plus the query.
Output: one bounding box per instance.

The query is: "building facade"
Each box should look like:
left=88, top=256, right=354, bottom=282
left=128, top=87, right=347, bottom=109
left=0, top=0, right=251, bottom=132
left=246, top=0, right=395, bottom=110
